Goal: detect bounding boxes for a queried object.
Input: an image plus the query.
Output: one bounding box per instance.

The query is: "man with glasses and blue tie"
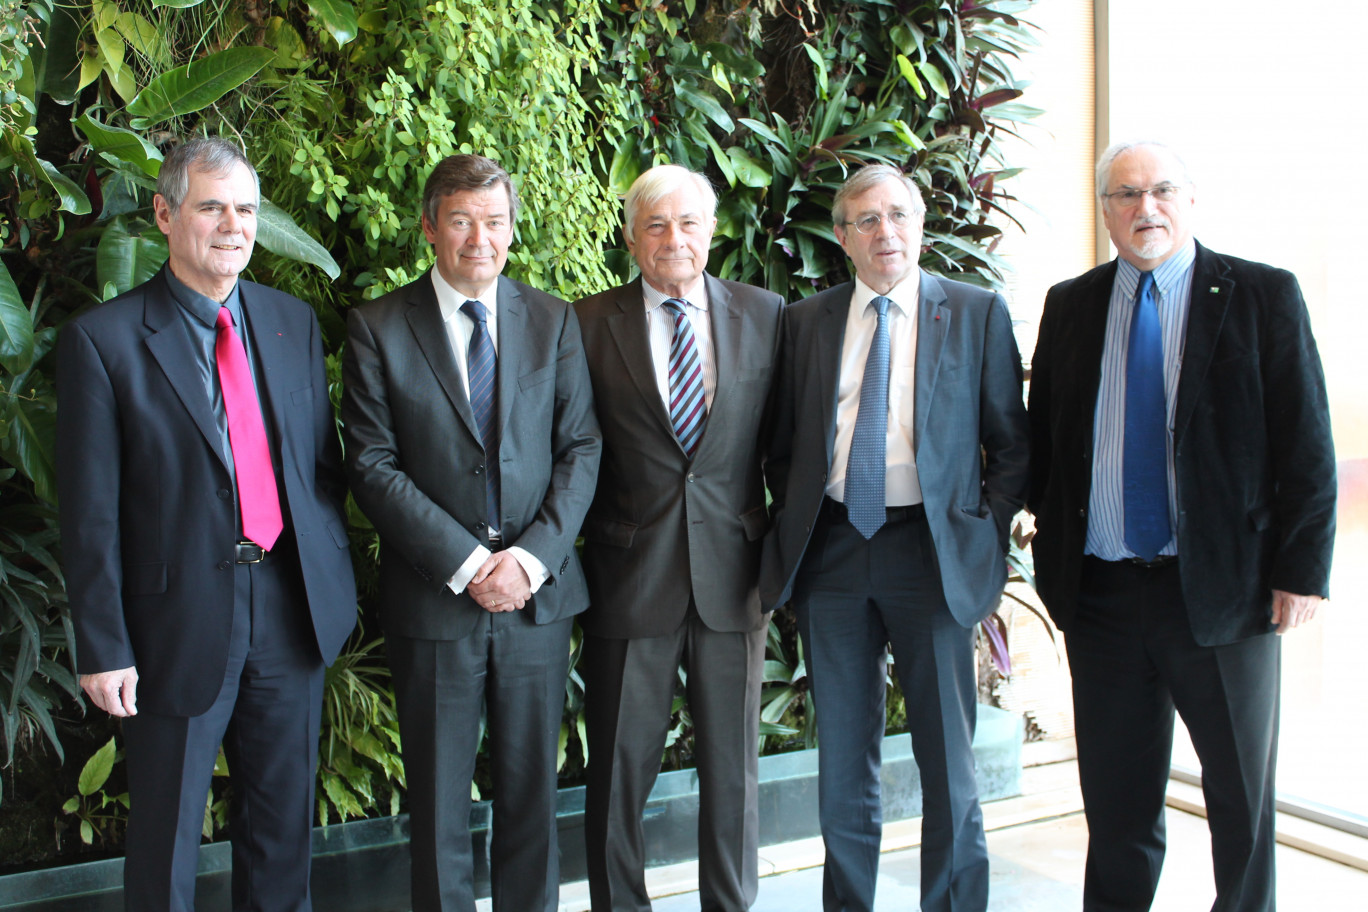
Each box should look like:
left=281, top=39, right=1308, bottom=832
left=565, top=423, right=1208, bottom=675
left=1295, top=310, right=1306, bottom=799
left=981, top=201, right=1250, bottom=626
left=761, top=164, right=1030, bottom=912
left=341, top=153, right=601, bottom=912
left=1028, top=140, right=1336, bottom=911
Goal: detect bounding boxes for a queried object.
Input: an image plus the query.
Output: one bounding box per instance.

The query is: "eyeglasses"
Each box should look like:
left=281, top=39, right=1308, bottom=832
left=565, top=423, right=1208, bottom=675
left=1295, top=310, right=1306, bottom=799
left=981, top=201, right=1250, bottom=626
left=841, top=210, right=915, bottom=235
left=1101, top=184, right=1186, bottom=206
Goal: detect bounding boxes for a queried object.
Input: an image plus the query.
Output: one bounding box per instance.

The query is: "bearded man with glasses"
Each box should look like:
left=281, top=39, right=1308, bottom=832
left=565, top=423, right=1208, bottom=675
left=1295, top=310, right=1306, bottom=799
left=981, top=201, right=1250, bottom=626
left=1029, top=140, right=1336, bottom=911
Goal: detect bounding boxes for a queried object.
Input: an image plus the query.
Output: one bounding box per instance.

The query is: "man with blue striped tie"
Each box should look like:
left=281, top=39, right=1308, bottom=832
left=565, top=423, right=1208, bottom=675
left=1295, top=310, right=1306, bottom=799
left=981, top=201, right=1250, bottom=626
left=574, top=165, right=783, bottom=911
left=1028, top=140, right=1336, bottom=911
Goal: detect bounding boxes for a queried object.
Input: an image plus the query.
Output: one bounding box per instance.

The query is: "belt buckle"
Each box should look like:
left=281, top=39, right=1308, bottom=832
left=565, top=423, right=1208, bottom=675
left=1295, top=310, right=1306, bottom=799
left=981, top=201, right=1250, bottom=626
left=235, top=542, right=266, bottom=564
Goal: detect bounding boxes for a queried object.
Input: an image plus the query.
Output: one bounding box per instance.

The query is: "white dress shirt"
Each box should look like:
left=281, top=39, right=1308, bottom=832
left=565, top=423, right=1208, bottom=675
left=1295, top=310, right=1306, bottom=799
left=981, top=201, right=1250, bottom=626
left=641, top=276, right=717, bottom=410
left=429, top=270, right=549, bottom=595
left=826, top=276, right=923, bottom=506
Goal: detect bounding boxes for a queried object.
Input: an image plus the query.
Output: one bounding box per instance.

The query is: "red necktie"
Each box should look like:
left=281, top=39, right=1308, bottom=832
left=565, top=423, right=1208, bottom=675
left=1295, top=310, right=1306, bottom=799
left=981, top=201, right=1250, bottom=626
left=215, top=307, right=282, bottom=550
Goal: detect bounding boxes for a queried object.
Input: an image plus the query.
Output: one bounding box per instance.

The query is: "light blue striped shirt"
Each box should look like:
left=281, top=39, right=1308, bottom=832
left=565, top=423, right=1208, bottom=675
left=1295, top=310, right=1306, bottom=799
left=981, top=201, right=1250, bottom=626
left=1084, top=240, right=1196, bottom=560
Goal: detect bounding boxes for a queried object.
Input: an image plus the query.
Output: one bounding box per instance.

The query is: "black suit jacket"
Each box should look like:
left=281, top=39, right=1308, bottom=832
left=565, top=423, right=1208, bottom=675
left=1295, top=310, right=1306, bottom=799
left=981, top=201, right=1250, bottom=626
left=341, top=273, right=600, bottom=640
left=1028, top=242, right=1336, bottom=645
left=574, top=275, right=783, bottom=638
left=56, top=270, right=357, bottom=717
left=761, top=273, right=1030, bottom=624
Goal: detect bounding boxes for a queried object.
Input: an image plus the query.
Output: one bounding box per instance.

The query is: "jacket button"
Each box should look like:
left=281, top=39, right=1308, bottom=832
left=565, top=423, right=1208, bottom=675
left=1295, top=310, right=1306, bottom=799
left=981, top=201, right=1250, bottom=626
left=474, top=466, right=482, bottom=475
left=687, top=473, right=695, bottom=482
left=217, top=488, right=231, bottom=500
left=1078, top=508, right=1086, bottom=518
left=217, top=560, right=231, bottom=570
left=476, top=522, right=486, bottom=531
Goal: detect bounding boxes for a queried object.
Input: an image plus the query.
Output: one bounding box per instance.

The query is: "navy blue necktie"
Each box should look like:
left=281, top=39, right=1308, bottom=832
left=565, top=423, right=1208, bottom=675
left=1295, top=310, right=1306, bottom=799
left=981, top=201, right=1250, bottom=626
left=662, top=298, right=707, bottom=458
left=1123, top=273, right=1170, bottom=559
left=845, top=295, right=892, bottom=539
left=462, top=300, right=500, bottom=533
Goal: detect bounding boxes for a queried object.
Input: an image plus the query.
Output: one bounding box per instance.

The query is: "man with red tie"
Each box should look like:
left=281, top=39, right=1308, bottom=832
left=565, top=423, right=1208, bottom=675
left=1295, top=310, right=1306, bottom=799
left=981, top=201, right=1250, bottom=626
left=56, top=136, right=356, bottom=911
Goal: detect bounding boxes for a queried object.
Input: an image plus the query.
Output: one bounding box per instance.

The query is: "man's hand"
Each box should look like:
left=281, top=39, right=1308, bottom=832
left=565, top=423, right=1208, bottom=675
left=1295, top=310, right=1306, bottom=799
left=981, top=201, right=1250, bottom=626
left=81, top=667, right=139, bottom=717
left=468, top=551, right=532, bottom=613
left=1271, top=589, right=1322, bottom=635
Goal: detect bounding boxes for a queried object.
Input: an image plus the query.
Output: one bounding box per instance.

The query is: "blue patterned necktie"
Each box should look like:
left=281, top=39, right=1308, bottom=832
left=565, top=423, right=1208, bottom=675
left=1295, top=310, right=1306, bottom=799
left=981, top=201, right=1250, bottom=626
left=662, top=298, right=707, bottom=458
left=462, top=300, right=500, bottom=532
left=845, top=295, right=892, bottom=539
left=1123, top=272, right=1170, bottom=559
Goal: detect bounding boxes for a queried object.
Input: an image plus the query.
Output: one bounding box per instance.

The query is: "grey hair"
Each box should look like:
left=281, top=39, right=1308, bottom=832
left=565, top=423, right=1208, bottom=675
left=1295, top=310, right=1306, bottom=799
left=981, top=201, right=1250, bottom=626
left=623, top=165, right=716, bottom=239
left=832, top=164, right=926, bottom=226
left=1095, top=140, right=1193, bottom=198
left=156, top=137, right=260, bottom=213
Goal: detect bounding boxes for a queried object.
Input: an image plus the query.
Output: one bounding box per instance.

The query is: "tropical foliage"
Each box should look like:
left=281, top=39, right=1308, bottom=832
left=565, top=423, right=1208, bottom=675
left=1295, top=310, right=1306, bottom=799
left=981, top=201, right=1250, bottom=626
left=0, top=0, right=1038, bottom=866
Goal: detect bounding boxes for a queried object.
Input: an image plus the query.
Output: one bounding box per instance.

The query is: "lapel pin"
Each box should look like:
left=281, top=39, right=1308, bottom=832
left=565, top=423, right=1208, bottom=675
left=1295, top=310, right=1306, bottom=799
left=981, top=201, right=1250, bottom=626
left=1210, top=287, right=1219, bottom=293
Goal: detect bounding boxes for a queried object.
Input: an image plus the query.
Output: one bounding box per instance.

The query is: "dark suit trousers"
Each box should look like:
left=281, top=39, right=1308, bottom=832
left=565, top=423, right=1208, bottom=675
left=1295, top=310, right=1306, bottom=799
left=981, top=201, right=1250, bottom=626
left=793, top=505, right=988, bottom=912
left=122, top=545, right=323, bottom=912
left=389, top=611, right=573, bottom=912
left=1068, top=557, right=1280, bottom=912
left=583, top=612, right=765, bottom=912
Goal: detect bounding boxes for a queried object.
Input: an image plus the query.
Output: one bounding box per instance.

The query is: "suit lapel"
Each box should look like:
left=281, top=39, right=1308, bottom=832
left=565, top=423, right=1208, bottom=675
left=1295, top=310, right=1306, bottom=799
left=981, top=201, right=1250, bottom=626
left=605, top=278, right=677, bottom=443
left=494, top=275, right=524, bottom=445
left=239, top=283, right=295, bottom=458
left=1070, top=262, right=1117, bottom=445
left=814, top=285, right=850, bottom=466
left=913, top=271, right=950, bottom=453
left=404, top=274, right=480, bottom=442
left=1174, top=244, right=1233, bottom=444
left=141, top=272, right=227, bottom=467
left=699, top=274, right=741, bottom=450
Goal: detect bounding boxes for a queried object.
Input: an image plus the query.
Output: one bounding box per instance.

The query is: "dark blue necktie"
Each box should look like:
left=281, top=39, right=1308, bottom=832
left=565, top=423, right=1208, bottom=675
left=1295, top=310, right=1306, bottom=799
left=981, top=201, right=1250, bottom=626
left=462, top=300, right=500, bottom=533
left=1123, top=273, right=1170, bottom=560
left=845, top=295, right=892, bottom=539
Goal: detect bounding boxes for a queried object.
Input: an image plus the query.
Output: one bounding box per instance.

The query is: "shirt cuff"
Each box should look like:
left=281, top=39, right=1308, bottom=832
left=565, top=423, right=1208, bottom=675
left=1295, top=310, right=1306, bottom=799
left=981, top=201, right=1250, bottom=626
left=447, top=545, right=493, bottom=595
left=506, top=546, right=550, bottom=595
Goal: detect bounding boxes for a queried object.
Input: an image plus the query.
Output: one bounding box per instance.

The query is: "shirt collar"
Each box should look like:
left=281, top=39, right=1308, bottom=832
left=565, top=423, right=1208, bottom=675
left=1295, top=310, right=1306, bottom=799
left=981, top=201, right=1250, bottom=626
left=851, top=274, right=918, bottom=319
left=1115, top=238, right=1196, bottom=300
left=642, top=275, right=709, bottom=314
left=431, top=270, right=499, bottom=324
left=164, top=264, right=241, bottom=329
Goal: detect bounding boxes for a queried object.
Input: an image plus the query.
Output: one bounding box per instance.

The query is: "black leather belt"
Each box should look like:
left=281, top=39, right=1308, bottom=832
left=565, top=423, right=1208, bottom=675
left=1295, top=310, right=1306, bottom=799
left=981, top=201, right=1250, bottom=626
left=1088, top=554, right=1177, bottom=570
left=234, top=542, right=268, bottom=563
left=820, top=497, right=926, bottom=524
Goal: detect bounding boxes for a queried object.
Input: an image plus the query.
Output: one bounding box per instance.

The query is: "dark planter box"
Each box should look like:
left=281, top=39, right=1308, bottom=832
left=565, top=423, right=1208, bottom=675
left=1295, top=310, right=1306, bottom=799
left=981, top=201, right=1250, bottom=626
left=0, top=705, right=1021, bottom=911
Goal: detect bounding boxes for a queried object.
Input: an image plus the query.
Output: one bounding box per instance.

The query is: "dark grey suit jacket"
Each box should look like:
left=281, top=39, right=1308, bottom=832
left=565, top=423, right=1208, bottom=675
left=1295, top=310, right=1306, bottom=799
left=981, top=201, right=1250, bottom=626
left=341, top=272, right=601, bottom=640
left=1028, top=242, right=1336, bottom=645
left=56, top=269, right=357, bottom=717
left=760, top=271, right=1030, bottom=626
left=574, top=275, right=783, bottom=638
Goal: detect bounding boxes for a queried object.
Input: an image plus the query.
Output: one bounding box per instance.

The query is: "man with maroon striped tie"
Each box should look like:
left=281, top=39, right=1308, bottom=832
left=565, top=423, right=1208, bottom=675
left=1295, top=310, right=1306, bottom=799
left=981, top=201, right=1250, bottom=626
left=574, top=165, right=784, bottom=911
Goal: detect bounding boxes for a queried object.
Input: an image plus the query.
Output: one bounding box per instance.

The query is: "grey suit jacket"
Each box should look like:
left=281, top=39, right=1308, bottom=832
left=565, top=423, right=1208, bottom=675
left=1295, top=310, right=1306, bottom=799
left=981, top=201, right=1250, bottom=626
left=760, top=271, right=1029, bottom=626
left=574, top=275, right=783, bottom=638
left=341, top=272, right=601, bottom=640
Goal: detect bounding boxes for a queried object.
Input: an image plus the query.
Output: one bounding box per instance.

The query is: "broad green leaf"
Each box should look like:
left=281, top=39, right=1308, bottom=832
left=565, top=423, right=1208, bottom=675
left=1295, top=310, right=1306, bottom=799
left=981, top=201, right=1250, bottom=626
left=80, top=820, right=94, bottom=845
left=607, top=134, right=640, bottom=197
left=113, top=12, right=161, bottom=61
left=152, top=0, right=209, bottom=7
left=738, top=117, right=782, bottom=146
left=75, top=113, right=163, bottom=178
left=78, top=737, right=118, bottom=797
left=802, top=43, right=828, bottom=99
left=3, top=390, right=57, bottom=504
left=674, top=82, right=733, bottom=134
left=38, top=160, right=91, bottom=215
left=725, top=147, right=770, bottom=189
left=256, top=199, right=341, bottom=280
left=264, top=18, right=308, bottom=69
left=0, top=262, right=35, bottom=374
left=308, top=0, right=359, bottom=47
left=29, top=1, right=82, bottom=103
left=709, top=63, right=733, bottom=101
left=917, top=61, right=951, bottom=99
left=94, top=27, right=125, bottom=73
left=97, top=218, right=169, bottom=296
left=897, top=54, right=926, bottom=101
left=127, top=47, right=276, bottom=129
left=78, top=52, right=104, bottom=92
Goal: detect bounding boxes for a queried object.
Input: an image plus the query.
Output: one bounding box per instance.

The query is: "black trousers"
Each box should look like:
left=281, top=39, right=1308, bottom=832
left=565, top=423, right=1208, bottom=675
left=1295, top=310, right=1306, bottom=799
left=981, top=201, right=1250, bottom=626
left=388, top=611, right=573, bottom=912
left=1068, top=557, right=1280, bottom=912
left=583, top=610, right=765, bottom=912
left=122, top=547, right=323, bottom=912
left=793, top=504, right=988, bottom=912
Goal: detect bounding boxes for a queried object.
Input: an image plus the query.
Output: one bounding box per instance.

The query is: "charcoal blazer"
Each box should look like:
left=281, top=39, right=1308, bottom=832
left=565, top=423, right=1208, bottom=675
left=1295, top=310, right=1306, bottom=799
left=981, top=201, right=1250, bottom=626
left=341, top=272, right=600, bottom=637
left=761, top=271, right=1030, bottom=625
left=56, top=269, right=357, bottom=717
left=574, top=275, right=783, bottom=637
left=1028, top=241, right=1336, bottom=645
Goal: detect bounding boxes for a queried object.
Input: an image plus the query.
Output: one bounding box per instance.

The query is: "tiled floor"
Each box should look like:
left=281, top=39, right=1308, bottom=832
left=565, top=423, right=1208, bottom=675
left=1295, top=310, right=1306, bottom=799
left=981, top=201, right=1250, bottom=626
left=548, top=756, right=1368, bottom=911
